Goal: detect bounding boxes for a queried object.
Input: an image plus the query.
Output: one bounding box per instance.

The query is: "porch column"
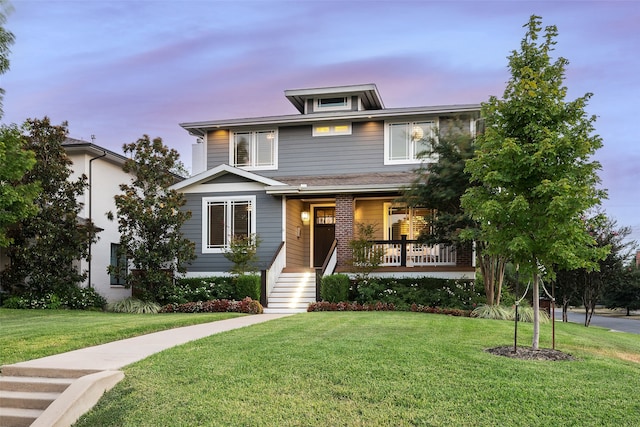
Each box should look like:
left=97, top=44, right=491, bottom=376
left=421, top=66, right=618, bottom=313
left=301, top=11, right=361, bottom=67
left=335, top=194, right=354, bottom=268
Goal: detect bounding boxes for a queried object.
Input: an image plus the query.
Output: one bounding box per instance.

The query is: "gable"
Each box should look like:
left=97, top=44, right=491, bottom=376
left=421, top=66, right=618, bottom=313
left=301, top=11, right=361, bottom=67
left=170, top=164, right=285, bottom=193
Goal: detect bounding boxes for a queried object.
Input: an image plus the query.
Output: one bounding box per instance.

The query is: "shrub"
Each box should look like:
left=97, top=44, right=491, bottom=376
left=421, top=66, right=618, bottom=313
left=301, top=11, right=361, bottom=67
left=308, top=301, right=396, bottom=312
left=321, top=274, right=350, bottom=302
left=235, top=275, right=260, bottom=301
left=156, top=277, right=235, bottom=305
left=471, top=304, right=512, bottom=320
left=159, top=297, right=263, bottom=314
left=108, top=298, right=161, bottom=314
left=1, top=287, right=106, bottom=310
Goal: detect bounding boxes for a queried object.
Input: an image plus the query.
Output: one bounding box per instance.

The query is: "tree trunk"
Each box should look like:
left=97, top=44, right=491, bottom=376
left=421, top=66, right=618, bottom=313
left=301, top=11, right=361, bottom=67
left=532, top=271, right=540, bottom=350
left=562, top=298, right=569, bottom=322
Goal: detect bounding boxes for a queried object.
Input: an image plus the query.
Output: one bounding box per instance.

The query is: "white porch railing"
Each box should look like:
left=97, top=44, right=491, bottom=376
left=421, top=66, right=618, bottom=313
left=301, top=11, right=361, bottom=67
left=370, top=238, right=456, bottom=267
left=261, top=241, right=286, bottom=307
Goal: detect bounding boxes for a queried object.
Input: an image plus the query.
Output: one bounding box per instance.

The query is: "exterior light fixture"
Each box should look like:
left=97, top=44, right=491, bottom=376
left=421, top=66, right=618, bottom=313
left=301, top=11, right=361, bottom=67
left=301, top=211, right=310, bottom=223
left=411, top=125, right=424, bottom=141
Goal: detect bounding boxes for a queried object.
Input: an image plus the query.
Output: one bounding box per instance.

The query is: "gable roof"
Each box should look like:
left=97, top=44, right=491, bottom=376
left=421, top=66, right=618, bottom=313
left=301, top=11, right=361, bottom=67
left=170, top=164, right=286, bottom=191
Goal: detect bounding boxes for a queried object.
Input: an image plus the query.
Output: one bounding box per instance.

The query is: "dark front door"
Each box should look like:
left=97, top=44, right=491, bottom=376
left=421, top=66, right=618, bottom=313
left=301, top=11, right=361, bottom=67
left=313, top=207, right=335, bottom=267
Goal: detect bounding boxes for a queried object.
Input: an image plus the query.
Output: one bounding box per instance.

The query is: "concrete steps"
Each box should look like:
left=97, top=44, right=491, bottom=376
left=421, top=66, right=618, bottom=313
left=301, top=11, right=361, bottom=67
left=265, top=271, right=316, bottom=312
left=0, top=371, right=78, bottom=427
left=0, top=367, right=123, bottom=427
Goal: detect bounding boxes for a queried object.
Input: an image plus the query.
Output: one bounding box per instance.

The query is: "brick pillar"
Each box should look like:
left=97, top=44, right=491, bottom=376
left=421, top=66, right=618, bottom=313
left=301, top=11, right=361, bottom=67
left=335, top=194, right=354, bottom=268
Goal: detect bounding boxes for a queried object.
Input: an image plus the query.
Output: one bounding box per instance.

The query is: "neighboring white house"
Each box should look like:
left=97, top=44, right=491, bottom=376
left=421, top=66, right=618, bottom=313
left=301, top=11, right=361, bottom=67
left=62, top=138, right=133, bottom=302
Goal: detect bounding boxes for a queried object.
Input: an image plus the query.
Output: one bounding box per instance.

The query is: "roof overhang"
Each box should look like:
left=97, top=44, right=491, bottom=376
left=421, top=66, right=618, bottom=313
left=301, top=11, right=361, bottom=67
left=180, top=104, right=481, bottom=138
left=284, top=83, right=384, bottom=113
left=170, top=164, right=285, bottom=191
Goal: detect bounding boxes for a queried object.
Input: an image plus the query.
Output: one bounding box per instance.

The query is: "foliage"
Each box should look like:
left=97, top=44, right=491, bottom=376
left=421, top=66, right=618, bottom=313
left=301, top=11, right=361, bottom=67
left=461, top=16, right=607, bottom=348
left=0, top=125, right=39, bottom=247
left=1, top=118, right=98, bottom=298
left=307, top=301, right=397, bottom=312
left=556, top=214, right=636, bottom=325
left=471, top=304, right=548, bottom=323
left=223, top=234, right=261, bottom=276
left=109, top=135, right=195, bottom=302
left=320, top=273, right=350, bottom=303
left=0, top=0, right=15, bottom=117
left=107, top=298, right=161, bottom=314
left=234, top=274, right=260, bottom=300
left=402, top=120, right=507, bottom=306
left=157, top=277, right=235, bottom=305
left=351, top=276, right=482, bottom=310
left=1, top=286, right=106, bottom=310
left=604, top=262, right=640, bottom=315
left=160, top=297, right=263, bottom=314
left=348, top=222, right=385, bottom=280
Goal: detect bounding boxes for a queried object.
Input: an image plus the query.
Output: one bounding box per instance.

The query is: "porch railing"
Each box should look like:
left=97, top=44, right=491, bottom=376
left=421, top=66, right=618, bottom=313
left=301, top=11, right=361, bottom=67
left=315, top=239, right=338, bottom=302
left=260, top=241, right=286, bottom=307
left=370, top=236, right=456, bottom=267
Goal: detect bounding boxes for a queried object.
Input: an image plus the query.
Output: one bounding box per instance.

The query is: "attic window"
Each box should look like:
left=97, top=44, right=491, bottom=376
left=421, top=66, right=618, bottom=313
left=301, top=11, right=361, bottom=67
left=312, top=123, right=352, bottom=137
left=315, top=96, right=351, bottom=111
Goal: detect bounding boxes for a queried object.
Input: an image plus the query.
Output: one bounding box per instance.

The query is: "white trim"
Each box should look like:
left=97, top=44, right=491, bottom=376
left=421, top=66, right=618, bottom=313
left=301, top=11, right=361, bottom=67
left=383, top=119, right=438, bottom=165
left=171, top=164, right=284, bottom=191
left=314, top=96, right=351, bottom=112
left=181, top=182, right=267, bottom=194
left=201, top=195, right=257, bottom=254
left=229, top=129, right=278, bottom=171
left=312, top=123, right=352, bottom=137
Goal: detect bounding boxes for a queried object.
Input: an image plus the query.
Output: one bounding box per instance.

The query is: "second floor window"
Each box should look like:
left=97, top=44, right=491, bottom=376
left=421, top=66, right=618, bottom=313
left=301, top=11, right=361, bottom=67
left=232, top=130, right=276, bottom=169
left=385, top=121, right=436, bottom=164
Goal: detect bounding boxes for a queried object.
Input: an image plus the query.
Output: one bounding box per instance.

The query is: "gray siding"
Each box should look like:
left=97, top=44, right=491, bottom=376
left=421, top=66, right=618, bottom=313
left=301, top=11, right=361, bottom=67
left=205, top=116, right=475, bottom=178
left=182, top=190, right=283, bottom=273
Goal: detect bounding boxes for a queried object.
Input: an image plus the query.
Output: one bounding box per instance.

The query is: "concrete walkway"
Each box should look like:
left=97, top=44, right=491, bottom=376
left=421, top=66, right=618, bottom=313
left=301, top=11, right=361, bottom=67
left=6, top=313, right=293, bottom=373
left=0, top=314, right=293, bottom=427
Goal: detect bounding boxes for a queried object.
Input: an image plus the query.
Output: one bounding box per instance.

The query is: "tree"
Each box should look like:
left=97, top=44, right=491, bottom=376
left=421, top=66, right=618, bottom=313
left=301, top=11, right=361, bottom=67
left=604, top=262, right=640, bottom=316
left=0, top=0, right=15, bottom=117
left=461, top=16, right=608, bottom=349
left=110, top=135, right=195, bottom=302
left=0, top=125, right=39, bottom=247
left=2, top=118, right=97, bottom=295
left=403, top=121, right=507, bottom=306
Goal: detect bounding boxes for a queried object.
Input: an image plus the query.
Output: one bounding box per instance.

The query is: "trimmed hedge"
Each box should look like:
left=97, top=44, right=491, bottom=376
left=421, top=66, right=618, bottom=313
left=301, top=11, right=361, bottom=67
left=235, top=275, right=260, bottom=301
left=320, top=274, right=350, bottom=303
left=160, top=297, right=263, bottom=314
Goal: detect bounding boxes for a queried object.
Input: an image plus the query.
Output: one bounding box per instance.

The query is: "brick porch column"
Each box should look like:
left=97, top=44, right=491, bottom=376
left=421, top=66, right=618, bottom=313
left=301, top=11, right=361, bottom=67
left=335, top=194, right=354, bottom=268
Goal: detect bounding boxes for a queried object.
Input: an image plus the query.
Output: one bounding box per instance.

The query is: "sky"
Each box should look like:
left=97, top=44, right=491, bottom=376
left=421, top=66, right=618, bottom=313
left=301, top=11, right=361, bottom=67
left=2, top=0, right=639, bottom=244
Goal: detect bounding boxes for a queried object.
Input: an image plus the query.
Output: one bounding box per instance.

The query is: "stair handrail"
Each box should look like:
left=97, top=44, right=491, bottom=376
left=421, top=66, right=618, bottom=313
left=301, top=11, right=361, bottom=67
left=260, top=241, right=285, bottom=307
left=315, top=239, right=338, bottom=302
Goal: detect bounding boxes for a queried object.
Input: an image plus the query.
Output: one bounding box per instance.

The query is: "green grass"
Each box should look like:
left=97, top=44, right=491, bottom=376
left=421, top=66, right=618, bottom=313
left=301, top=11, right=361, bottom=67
left=0, top=308, right=244, bottom=365
left=74, top=312, right=640, bottom=426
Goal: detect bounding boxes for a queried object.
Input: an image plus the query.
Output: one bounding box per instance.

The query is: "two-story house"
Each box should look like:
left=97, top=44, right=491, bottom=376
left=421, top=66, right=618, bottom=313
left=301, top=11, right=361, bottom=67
left=172, top=84, right=479, bottom=311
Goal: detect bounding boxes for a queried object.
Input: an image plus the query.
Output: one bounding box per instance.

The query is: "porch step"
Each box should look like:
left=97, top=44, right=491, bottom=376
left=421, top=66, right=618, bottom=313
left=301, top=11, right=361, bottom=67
left=267, top=271, right=316, bottom=311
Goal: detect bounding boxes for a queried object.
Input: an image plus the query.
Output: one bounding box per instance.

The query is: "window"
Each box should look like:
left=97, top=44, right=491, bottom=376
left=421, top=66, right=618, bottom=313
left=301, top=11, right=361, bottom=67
left=384, top=204, right=436, bottom=240
left=202, top=196, right=256, bottom=253
left=385, top=121, right=436, bottom=164
left=231, top=130, right=276, bottom=169
left=110, top=243, right=127, bottom=286
left=312, top=123, right=352, bottom=136
left=315, top=96, right=351, bottom=112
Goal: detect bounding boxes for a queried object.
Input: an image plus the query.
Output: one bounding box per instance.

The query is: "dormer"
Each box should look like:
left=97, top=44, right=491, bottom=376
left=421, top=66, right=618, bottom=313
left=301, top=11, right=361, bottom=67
left=284, top=83, right=384, bottom=115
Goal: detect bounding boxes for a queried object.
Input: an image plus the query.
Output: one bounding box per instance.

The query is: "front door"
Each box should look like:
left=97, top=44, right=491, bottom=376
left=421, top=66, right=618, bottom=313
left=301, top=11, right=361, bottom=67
left=313, top=207, right=335, bottom=267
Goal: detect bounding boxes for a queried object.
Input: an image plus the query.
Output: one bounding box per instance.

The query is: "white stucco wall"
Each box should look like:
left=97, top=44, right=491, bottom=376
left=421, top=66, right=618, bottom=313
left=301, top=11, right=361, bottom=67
left=67, top=151, right=133, bottom=302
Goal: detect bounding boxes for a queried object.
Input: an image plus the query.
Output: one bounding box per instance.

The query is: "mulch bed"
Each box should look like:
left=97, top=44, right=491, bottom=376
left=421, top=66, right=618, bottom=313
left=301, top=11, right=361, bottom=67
left=486, top=346, right=576, bottom=361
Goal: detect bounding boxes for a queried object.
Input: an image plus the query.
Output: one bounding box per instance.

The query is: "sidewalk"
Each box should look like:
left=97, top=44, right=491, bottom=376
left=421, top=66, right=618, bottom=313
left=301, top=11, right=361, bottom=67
left=0, top=314, right=293, bottom=427
left=5, top=313, right=293, bottom=373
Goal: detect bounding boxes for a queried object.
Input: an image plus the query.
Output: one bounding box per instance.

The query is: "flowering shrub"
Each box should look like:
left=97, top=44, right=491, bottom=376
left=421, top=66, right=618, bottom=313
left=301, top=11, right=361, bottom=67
left=157, top=277, right=237, bottom=305
left=160, top=297, right=263, bottom=314
left=351, top=277, right=482, bottom=310
left=2, top=287, right=106, bottom=310
left=410, top=303, right=471, bottom=317
left=307, top=301, right=396, bottom=312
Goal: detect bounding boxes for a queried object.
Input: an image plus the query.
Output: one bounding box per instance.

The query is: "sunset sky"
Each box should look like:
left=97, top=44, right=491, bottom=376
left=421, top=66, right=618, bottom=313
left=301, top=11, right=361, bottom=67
left=2, top=0, right=639, bottom=243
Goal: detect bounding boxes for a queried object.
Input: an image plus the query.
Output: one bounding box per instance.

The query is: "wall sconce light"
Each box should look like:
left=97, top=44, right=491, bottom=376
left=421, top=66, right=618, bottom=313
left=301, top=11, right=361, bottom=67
left=411, top=125, right=424, bottom=141
left=301, top=211, right=310, bottom=223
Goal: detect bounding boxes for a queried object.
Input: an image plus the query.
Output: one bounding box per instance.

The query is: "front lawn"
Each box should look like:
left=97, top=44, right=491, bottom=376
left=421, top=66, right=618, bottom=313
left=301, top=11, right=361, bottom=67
left=75, top=312, right=640, bottom=426
left=0, top=308, right=243, bottom=365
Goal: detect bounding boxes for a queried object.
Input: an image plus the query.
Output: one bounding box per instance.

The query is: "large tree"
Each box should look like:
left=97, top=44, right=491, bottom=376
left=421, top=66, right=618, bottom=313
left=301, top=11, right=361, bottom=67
left=0, top=0, right=14, bottom=117
left=402, top=120, right=507, bottom=306
left=461, top=16, right=608, bottom=349
left=110, top=135, right=195, bottom=302
left=2, top=118, right=97, bottom=295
